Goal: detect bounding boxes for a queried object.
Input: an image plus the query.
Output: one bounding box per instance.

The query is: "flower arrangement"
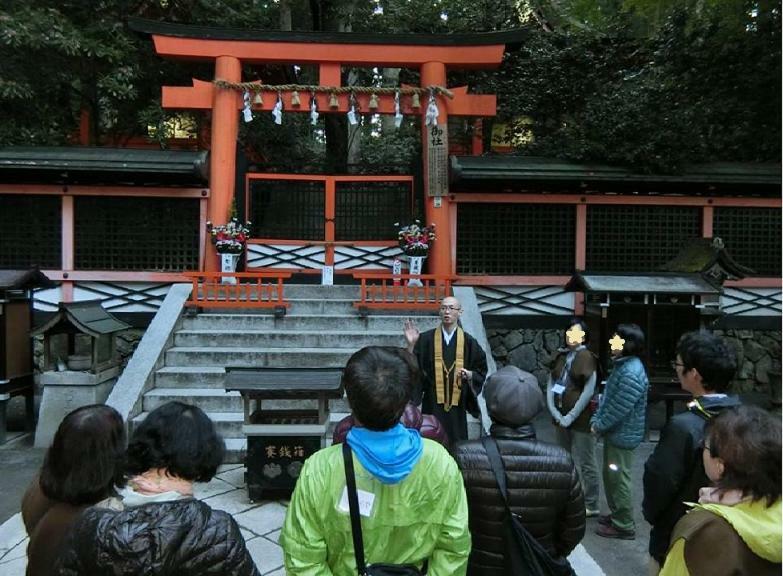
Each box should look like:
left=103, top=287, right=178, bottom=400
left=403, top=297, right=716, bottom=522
left=207, top=218, right=251, bottom=254
left=396, top=220, right=436, bottom=257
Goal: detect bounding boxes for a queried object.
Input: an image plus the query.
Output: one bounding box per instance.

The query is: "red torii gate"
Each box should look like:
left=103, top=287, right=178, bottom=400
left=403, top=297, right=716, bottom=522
left=129, top=18, right=524, bottom=274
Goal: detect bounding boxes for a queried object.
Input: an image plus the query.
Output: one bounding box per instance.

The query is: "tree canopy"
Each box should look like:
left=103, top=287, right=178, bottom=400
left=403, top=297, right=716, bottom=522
left=0, top=0, right=778, bottom=172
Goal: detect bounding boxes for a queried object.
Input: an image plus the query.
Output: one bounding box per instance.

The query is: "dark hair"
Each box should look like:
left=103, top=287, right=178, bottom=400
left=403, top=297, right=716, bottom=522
left=565, top=317, right=590, bottom=345
left=706, top=405, right=781, bottom=506
left=615, top=323, right=645, bottom=358
left=343, top=346, right=413, bottom=431
left=39, top=404, right=126, bottom=505
left=126, top=402, right=224, bottom=482
left=676, top=331, right=737, bottom=393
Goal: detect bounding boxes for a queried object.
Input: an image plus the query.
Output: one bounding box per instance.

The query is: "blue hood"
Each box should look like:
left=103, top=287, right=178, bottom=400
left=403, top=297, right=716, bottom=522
left=346, top=423, right=423, bottom=484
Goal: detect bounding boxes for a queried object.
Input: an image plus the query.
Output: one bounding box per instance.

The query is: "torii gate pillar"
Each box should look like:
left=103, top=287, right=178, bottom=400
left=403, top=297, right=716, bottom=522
left=207, top=56, right=241, bottom=271
left=420, top=61, right=450, bottom=277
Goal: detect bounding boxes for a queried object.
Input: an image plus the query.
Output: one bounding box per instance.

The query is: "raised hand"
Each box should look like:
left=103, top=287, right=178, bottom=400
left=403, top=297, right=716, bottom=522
left=403, top=318, right=420, bottom=352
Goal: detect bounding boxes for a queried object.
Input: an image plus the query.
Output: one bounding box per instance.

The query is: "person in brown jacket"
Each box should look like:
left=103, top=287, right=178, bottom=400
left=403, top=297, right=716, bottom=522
left=546, top=318, right=600, bottom=517
left=22, top=404, right=125, bottom=576
left=454, top=365, right=585, bottom=576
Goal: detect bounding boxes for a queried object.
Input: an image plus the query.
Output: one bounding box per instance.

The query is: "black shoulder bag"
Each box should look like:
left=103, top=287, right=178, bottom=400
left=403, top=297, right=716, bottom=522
left=481, top=436, right=576, bottom=576
left=342, top=442, right=427, bottom=576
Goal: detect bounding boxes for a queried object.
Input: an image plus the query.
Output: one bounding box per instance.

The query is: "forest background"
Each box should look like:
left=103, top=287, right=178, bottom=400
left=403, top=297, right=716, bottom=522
left=0, top=0, right=779, bottom=173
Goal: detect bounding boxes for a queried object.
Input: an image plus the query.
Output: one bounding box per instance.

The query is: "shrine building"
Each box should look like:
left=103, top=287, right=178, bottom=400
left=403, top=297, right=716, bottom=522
left=0, top=19, right=780, bottom=394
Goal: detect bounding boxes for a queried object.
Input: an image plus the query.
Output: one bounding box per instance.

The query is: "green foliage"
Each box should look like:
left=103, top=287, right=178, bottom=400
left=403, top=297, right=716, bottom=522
left=492, top=1, right=781, bottom=171
left=0, top=0, right=778, bottom=174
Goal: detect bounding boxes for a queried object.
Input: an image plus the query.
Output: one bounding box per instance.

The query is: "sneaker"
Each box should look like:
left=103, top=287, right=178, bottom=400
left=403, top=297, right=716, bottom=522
left=595, top=523, right=636, bottom=540
left=598, top=514, right=612, bottom=526
left=585, top=508, right=601, bottom=518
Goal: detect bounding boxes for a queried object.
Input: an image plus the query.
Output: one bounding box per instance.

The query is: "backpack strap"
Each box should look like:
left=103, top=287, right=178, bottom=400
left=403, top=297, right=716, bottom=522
left=481, top=436, right=510, bottom=506
left=342, top=441, right=367, bottom=576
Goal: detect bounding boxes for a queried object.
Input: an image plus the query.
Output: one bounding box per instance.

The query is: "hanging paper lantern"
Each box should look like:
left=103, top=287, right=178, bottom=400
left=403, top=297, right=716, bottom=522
left=368, top=93, right=379, bottom=110
left=329, top=92, right=339, bottom=108
left=411, top=92, right=421, bottom=108
left=291, top=90, right=301, bottom=106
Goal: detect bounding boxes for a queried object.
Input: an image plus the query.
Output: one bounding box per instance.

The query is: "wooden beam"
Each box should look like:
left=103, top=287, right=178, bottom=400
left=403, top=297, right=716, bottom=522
left=151, top=36, right=506, bottom=68
left=162, top=79, right=496, bottom=116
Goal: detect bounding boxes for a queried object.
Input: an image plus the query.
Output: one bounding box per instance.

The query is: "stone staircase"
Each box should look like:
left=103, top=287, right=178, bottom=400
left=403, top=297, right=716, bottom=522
left=133, top=284, right=440, bottom=462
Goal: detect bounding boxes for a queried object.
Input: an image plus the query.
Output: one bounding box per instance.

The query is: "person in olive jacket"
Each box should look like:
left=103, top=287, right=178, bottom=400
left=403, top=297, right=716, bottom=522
left=590, top=324, right=648, bottom=540
left=454, top=365, right=585, bottom=576
left=55, top=402, right=259, bottom=576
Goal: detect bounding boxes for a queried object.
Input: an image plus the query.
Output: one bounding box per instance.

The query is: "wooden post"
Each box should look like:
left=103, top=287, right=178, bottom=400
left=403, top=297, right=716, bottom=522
left=420, top=61, right=450, bottom=277
left=207, top=56, right=241, bottom=271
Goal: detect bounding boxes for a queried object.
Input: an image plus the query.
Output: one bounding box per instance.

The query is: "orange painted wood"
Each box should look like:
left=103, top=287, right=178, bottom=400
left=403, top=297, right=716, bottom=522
left=183, top=271, right=293, bottom=309
left=325, top=178, right=336, bottom=267
left=575, top=204, right=587, bottom=270
left=456, top=275, right=572, bottom=285
left=421, top=61, right=451, bottom=278
left=151, top=36, right=506, bottom=68
left=42, top=271, right=189, bottom=282
left=161, top=79, right=496, bottom=116
left=451, top=193, right=782, bottom=207
left=352, top=272, right=454, bottom=310
left=208, top=56, right=242, bottom=272
left=247, top=239, right=397, bottom=247
left=246, top=174, right=413, bottom=182
left=702, top=206, right=714, bottom=237
left=61, top=196, right=74, bottom=271
left=0, top=185, right=208, bottom=198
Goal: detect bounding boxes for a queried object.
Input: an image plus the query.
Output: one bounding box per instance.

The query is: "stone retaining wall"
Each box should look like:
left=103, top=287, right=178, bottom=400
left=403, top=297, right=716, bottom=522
left=488, top=327, right=782, bottom=395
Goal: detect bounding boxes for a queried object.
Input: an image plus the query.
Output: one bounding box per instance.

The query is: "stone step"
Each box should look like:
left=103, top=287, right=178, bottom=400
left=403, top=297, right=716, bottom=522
left=165, top=347, right=356, bottom=368
left=173, top=329, right=405, bottom=349
left=182, top=313, right=439, bottom=332
left=276, top=284, right=361, bottom=299
left=143, top=387, right=350, bottom=413
left=143, top=388, right=244, bottom=412
left=155, top=366, right=227, bottom=389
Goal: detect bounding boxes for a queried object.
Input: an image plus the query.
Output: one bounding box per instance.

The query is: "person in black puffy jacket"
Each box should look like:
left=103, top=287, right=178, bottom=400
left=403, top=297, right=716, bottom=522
left=454, top=366, right=585, bottom=576
left=55, top=402, right=259, bottom=576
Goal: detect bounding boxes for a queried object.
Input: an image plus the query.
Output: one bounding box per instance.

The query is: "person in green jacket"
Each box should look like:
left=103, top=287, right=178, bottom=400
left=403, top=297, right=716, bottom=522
left=660, top=405, right=781, bottom=576
left=280, top=346, right=471, bottom=576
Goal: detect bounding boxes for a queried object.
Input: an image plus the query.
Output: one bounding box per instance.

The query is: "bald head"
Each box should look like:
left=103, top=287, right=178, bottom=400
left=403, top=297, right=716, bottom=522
left=439, top=296, right=462, bottom=330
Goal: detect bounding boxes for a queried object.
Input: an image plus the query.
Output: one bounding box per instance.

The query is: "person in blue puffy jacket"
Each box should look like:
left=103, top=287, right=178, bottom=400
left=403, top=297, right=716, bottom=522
left=591, top=323, right=648, bottom=540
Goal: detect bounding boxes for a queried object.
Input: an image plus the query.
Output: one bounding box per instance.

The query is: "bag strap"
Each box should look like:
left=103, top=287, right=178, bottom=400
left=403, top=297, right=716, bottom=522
left=342, top=441, right=367, bottom=576
left=481, top=435, right=510, bottom=506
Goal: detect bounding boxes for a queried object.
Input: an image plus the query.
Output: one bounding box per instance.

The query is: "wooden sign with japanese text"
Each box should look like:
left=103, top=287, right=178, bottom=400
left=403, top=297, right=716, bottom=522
left=427, top=124, right=449, bottom=197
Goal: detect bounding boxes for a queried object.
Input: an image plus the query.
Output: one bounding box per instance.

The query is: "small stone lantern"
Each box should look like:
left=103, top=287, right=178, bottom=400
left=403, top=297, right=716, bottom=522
left=32, top=300, right=129, bottom=447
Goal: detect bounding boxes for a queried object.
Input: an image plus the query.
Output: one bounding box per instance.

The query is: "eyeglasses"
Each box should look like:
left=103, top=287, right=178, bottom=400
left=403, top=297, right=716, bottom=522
left=439, top=305, right=461, bottom=312
left=670, top=361, right=685, bottom=370
left=700, top=440, right=717, bottom=457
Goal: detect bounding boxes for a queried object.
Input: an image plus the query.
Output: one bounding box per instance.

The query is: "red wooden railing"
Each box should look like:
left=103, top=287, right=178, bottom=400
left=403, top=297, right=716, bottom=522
left=352, top=272, right=454, bottom=311
left=184, top=271, right=292, bottom=309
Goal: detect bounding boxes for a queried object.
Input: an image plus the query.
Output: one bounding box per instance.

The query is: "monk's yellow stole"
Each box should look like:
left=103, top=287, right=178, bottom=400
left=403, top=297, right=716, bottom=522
left=434, top=327, right=465, bottom=411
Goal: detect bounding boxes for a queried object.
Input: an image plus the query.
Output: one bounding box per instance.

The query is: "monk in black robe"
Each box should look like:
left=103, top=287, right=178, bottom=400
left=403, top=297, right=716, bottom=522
left=404, top=296, right=488, bottom=446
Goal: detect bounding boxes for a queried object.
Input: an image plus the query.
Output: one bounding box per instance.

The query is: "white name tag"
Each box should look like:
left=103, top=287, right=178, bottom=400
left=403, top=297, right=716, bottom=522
left=551, top=383, right=566, bottom=395
left=338, top=487, right=375, bottom=517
